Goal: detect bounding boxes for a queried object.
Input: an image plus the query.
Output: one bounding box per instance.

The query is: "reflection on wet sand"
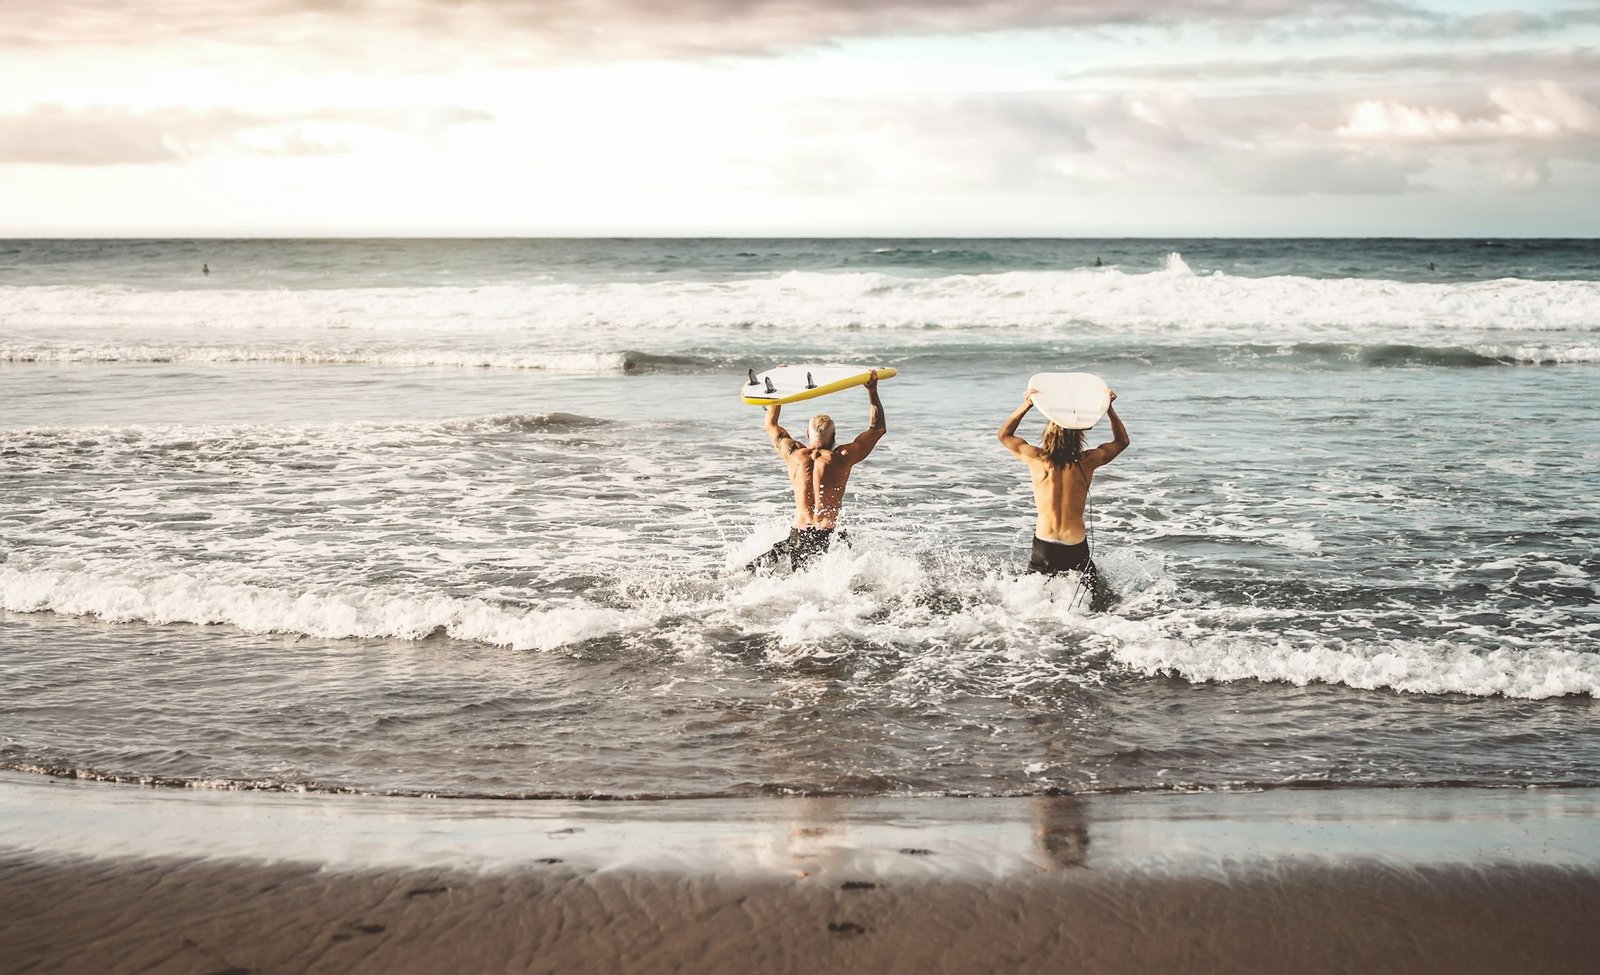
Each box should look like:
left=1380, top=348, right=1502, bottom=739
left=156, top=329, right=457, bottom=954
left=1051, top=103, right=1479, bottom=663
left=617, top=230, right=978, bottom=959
left=1033, top=794, right=1090, bottom=868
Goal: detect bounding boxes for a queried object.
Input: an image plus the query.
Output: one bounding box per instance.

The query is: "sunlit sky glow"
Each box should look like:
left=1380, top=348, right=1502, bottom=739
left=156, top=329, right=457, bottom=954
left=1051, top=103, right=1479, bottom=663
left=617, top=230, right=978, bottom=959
left=4, top=0, right=1599, bottom=235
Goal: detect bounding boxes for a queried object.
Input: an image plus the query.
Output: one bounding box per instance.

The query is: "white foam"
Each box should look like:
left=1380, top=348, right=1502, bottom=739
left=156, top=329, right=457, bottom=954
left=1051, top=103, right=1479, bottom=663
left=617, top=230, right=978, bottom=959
left=1471, top=343, right=1600, bottom=364
left=4, top=263, right=1598, bottom=340
left=0, top=561, right=643, bottom=652
left=0, top=343, right=638, bottom=373
left=4, top=457, right=1593, bottom=705
left=1, top=410, right=607, bottom=445
left=1111, top=623, right=1600, bottom=700
left=5, top=531, right=1595, bottom=701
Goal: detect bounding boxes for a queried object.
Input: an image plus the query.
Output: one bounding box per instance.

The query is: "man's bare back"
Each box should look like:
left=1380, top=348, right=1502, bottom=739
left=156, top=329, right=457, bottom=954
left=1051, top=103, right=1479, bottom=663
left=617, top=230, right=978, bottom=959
left=999, top=387, right=1128, bottom=543
left=781, top=441, right=857, bottom=531
left=1023, top=454, right=1097, bottom=544
left=748, top=372, right=886, bottom=570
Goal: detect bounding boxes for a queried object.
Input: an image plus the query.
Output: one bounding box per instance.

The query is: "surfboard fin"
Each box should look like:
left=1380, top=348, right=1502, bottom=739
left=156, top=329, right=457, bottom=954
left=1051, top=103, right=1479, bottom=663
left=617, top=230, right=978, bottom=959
left=764, top=377, right=777, bottom=394
left=805, top=372, right=816, bottom=389
left=746, top=368, right=760, bottom=387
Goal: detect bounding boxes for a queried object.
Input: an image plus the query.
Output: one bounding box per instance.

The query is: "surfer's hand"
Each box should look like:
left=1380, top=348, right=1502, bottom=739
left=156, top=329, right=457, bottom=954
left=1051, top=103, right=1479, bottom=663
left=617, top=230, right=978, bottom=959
left=865, top=370, right=878, bottom=391
left=1107, top=389, right=1118, bottom=404
left=1023, top=387, right=1039, bottom=408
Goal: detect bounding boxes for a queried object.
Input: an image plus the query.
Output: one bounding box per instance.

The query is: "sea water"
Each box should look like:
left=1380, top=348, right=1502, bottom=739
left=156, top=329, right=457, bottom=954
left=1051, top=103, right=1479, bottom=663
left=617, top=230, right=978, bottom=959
left=2, top=238, right=1598, bottom=799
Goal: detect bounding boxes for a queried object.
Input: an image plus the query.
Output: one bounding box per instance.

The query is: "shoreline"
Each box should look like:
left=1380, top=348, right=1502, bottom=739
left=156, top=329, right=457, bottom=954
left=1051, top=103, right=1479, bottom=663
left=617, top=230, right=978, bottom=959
left=5, top=772, right=1600, bottom=874
left=4, top=774, right=1600, bottom=972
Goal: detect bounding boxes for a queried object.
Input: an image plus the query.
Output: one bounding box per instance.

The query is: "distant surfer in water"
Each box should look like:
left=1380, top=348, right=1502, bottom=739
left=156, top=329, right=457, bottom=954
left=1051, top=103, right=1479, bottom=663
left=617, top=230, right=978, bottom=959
left=748, top=371, right=886, bottom=571
left=998, top=388, right=1129, bottom=610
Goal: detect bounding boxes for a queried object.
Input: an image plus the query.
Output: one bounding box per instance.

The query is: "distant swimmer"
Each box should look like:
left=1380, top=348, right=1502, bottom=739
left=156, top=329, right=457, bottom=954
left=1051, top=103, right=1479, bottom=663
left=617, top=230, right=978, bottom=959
left=1428, top=261, right=1436, bottom=271
left=997, top=387, right=1129, bottom=610
left=1094, top=257, right=1104, bottom=267
left=748, top=371, right=886, bottom=571
left=202, top=263, right=209, bottom=275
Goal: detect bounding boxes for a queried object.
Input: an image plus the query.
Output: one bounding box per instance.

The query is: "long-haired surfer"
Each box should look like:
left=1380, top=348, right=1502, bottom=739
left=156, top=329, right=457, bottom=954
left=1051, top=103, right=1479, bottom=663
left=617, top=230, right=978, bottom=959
left=998, top=387, right=1129, bottom=610
left=748, top=370, right=887, bottom=571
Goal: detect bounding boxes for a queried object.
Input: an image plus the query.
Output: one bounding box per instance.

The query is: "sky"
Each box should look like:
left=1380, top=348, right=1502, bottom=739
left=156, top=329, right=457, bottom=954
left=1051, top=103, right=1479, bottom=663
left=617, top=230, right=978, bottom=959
left=3, top=0, right=1599, bottom=236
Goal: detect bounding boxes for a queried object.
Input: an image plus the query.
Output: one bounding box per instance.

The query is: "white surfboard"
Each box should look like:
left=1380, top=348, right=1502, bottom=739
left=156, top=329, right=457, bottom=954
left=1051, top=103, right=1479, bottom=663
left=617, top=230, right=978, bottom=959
left=1029, top=372, right=1110, bottom=430
left=741, top=364, right=897, bottom=406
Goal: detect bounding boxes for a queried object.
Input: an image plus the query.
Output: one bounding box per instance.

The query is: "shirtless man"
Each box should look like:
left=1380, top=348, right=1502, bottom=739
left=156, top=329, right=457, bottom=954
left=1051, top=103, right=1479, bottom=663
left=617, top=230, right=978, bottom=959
left=997, top=387, right=1129, bottom=610
left=748, top=371, right=886, bottom=571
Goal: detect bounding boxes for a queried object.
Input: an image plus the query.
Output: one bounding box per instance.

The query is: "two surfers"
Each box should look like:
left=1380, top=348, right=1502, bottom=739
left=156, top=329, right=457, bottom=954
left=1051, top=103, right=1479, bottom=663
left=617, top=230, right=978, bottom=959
left=747, top=371, right=1131, bottom=609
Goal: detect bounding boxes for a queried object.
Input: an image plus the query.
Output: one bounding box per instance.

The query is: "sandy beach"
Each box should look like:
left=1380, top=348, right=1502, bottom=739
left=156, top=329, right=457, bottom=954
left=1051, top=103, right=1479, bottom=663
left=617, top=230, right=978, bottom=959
left=4, top=773, right=1600, bottom=973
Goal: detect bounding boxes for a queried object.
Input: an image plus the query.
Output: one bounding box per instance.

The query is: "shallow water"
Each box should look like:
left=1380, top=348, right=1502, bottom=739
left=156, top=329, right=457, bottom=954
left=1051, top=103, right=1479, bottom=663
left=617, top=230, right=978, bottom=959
left=3, top=238, right=1598, bottom=798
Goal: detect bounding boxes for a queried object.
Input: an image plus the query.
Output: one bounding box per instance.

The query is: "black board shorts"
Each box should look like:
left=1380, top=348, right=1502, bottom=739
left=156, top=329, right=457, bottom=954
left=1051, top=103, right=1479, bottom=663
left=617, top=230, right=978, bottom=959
left=748, top=527, right=848, bottom=572
left=1028, top=536, right=1115, bottom=611
left=1028, top=536, right=1094, bottom=575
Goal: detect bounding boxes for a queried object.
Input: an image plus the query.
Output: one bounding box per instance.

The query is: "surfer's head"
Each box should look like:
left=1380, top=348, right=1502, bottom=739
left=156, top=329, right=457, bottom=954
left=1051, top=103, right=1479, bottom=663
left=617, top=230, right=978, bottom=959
left=1042, top=422, right=1084, bottom=468
left=808, top=414, right=836, bottom=448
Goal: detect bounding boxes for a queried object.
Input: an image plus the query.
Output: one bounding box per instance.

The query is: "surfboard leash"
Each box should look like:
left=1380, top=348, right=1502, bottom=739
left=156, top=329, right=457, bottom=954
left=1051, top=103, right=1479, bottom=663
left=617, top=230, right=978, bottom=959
left=1066, top=459, right=1095, bottom=613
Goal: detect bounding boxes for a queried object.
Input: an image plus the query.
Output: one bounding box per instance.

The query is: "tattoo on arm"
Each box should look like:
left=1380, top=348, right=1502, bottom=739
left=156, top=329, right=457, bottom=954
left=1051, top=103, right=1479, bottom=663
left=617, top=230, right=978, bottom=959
left=867, top=386, right=885, bottom=431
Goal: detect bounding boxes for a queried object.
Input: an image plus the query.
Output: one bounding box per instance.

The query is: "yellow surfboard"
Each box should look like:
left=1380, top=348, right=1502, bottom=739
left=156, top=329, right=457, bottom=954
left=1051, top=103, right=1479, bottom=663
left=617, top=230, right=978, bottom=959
left=740, top=364, right=897, bottom=406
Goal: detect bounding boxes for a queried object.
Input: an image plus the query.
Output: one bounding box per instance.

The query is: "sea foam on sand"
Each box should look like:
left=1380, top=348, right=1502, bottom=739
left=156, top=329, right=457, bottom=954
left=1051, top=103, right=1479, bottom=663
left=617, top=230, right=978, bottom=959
left=4, top=773, right=1600, bottom=974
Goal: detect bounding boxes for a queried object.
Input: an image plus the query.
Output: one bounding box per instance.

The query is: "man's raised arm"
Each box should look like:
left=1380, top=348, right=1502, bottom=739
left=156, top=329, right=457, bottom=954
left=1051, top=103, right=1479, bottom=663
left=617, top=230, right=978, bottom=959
left=866, top=370, right=885, bottom=433
left=839, top=370, right=886, bottom=461
left=1088, top=391, right=1130, bottom=467
left=998, top=389, right=1042, bottom=459
left=765, top=404, right=796, bottom=457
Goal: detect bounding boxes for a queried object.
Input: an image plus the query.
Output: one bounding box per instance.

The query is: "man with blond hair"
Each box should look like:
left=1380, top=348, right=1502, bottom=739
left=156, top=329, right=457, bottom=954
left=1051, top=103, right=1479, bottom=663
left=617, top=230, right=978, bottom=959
left=998, top=387, right=1129, bottom=610
left=749, top=371, right=886, bottom=571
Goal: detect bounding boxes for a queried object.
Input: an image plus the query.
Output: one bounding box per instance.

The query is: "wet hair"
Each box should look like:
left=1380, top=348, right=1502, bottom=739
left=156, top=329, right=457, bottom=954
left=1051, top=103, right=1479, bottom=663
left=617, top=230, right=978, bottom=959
left=1041, top=422, right=1084, bottom=468
left=809, top=414, right=836, bottom=447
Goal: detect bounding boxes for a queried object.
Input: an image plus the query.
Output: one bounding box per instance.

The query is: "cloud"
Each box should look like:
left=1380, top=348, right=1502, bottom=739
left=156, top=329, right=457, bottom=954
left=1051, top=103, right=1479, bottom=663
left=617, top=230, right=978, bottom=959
left=9, top=76, right=1587, bottom=201
left=2, top=0, right=1429, bottom=63
left=1060, top=91, right=1429, bottom=195
left=1317, top=82, right=1600, bottom=194
left=0, top=103, right=492, bottom=166
left=770, top=93, right=1096, bottom=191
left=1337, top=82, right=1600, bottom=145
left=7, top=3, right=1597, bottom=206
left=1451, top=6, right=1600, bottom=39
left=1064, top=47, right=1600, bottom=85
left=726, top=89, right=1432, bottom=197
left=0, top=106, right=226, bottom=165
left=1221, top=147, right=1420, bottom=194
left=1501, top=156, right=1551, bottom=187
left=1057, top=45, right=1600, bottom=192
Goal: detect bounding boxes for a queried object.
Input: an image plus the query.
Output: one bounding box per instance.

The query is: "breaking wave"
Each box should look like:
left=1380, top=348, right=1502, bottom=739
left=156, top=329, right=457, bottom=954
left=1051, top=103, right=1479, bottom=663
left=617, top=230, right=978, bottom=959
left=4, top=545, right=1596, bottom=701
left=0, top=561, right=643, bottom=652
left=0, top=344, right=719, bottom=374
left=4, top=262, right=1598, bottom=336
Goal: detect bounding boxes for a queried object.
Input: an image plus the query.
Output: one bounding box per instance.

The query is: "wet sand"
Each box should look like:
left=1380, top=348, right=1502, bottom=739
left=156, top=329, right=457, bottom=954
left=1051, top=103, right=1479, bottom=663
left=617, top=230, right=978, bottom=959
left=4, top=774, right=1600, bottom=973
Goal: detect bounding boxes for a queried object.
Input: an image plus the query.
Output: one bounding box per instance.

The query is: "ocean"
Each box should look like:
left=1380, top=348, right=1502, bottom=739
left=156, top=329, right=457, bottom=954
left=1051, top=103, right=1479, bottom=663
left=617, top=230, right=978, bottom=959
left=2, top=237, right=1597, bottom=800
